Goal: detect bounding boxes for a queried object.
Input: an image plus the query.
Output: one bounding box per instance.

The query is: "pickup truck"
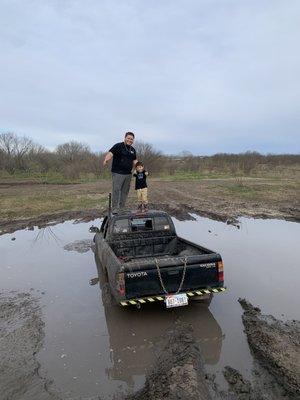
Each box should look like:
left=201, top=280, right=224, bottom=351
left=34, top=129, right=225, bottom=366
left=92, top=209, right=225, bottom=308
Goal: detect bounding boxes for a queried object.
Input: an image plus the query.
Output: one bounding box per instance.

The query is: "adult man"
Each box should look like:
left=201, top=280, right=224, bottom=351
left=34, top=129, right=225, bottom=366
left=103, top=132, right=137, bottom=212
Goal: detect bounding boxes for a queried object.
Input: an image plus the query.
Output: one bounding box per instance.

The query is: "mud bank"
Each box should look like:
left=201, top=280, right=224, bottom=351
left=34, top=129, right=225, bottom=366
left=126, top=322, right=213, bottom=400
left=1, top=187, right=299, bottom=235
left=238, top=299, right=300, bottom=399
left=0, top=203, right=197, bottom=236
left=223, top=364, right=291, bottom=400
left=0, top=208, right=102, bottom=236
left=0, top=291, right=60, bottom=400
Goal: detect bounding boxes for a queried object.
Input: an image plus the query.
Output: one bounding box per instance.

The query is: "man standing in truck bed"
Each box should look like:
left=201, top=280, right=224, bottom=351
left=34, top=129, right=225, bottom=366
left=103, top=132, right=137, bottom=212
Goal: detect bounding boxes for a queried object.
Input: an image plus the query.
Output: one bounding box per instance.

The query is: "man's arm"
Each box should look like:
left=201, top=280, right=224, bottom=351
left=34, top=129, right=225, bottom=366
left=133, top=159, right=138, bottom=167
left=103, top=151, right=113, bottom=166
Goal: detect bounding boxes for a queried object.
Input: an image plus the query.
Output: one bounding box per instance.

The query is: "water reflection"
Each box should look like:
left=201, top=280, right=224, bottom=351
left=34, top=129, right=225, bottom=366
left=32, top=226, right=62, bottom=246
left=94, top=253, right=223, bottom=389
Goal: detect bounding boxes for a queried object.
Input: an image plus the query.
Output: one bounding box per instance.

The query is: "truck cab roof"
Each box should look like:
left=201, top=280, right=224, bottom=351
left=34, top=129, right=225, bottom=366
left=101, top=210, right=176, bottom=238
left=111, top=209, right=170, bottom=218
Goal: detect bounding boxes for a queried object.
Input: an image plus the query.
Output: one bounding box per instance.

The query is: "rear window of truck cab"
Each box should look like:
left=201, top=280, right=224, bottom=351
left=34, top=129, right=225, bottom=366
left=131, top=218, right=153, bottom=232
left=113, top=215, right=170, bottom=234
left=113, top=218, right=153, bottom=233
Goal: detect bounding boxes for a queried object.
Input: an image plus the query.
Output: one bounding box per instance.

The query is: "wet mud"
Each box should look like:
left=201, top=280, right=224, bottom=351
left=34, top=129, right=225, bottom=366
left=126, top=322, right=213, bottom=400
left=124, top=299, right=300, bottom=400
left=223, top=363, right=292, bottom=400
left=237, top=298, right=300, bottom=399
left=0, top=291, right=60, bottom=400
left=63, top=239, right=93, bottom=254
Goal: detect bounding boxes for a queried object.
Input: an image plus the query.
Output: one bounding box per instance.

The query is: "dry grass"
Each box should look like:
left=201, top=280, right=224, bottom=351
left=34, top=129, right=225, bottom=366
left=0, top=182, right=111, bottom=220
left=0, top=175, right=299, bottom=222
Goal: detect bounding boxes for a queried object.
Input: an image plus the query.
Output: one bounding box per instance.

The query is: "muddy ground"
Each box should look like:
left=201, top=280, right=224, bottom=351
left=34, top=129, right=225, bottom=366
left=1, top=290, right=298, bottom=400
left=0, top=178, right=299, bottom=235
left=125, top=299, right=299, bottom=400
left=237, top=299, right=300, bottom=399
left=126, top=322, right=213, bottom=400
left=0, top=291, right=60, bottom=400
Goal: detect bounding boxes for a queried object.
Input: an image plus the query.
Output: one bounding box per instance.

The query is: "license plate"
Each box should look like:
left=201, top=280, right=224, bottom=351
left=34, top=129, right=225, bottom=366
left=165, top=293, right=188, bottom=308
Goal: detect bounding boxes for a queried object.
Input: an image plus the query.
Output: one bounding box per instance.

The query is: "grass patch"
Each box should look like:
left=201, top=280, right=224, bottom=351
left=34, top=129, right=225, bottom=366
left=0, top=171, right=102, bottom=184
left=0, top=190, right=107, bottom=220
left=157, top=171, right=232, bottom=181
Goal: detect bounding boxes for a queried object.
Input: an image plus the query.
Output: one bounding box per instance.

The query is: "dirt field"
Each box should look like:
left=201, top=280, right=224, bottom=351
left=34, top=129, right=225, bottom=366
left=0, top=176, right=299, bottom=234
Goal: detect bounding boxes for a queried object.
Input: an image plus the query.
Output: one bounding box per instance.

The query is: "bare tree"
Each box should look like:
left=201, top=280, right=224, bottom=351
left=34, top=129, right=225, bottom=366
left=0, top=132, right=15, bottom=159
left=0, top=132, right=35, bottom=171
left=134, top=141, right=164, bottom=173
left=55, top=141, right=96, bottom=179
left=13, top=136, right=35, bottom=170
left=56, top=141, right=91, bottom=163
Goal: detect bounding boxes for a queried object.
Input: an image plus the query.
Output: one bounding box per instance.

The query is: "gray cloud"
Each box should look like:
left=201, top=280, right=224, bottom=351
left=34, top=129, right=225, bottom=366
left=0, top=0, right=299, bottom=154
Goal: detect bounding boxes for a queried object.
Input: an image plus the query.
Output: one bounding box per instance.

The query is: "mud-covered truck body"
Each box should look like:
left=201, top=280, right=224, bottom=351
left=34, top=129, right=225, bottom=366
left=93, top=210, right=225, bottom=307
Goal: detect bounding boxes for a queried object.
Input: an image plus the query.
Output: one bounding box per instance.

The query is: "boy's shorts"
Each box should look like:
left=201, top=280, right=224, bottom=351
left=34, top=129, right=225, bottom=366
left=137, top=188, right=148, bottom=203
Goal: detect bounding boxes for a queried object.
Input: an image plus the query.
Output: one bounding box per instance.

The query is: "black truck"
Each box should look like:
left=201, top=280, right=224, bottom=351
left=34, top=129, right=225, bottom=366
left=92, top=209, right=225, bottom=308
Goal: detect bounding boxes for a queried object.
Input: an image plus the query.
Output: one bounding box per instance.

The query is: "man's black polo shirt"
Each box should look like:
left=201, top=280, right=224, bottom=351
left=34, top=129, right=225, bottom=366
left=109, top=142, right=136, bottom=174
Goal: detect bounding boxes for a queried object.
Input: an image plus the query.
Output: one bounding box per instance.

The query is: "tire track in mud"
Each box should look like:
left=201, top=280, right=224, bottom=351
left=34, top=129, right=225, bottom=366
left=125, top=322, right=213, bottom=400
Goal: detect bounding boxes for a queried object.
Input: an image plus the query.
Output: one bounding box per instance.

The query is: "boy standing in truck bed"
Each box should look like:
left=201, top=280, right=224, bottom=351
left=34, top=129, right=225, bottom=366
left=133, top=161, right=149, bottom=212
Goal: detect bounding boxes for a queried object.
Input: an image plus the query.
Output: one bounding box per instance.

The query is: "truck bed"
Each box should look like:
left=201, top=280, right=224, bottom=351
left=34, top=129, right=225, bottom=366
left=119, top=237, right=220, bottom=272
left=120, top=237, right=223, bottom=299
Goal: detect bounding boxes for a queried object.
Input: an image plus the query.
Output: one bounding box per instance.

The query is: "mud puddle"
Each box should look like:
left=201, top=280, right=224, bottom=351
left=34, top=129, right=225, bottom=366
left=0, top=216, right=299, bottom=399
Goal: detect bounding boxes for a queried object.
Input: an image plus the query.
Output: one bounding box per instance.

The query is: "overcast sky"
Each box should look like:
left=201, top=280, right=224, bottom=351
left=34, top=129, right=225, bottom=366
left=1, top=0, right=299, bottom=155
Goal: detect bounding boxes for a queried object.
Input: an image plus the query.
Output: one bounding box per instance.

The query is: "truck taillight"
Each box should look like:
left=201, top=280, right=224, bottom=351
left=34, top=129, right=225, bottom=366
left=217, top=261, right=224, bottom=283
left=117, top=272, right=125, bottom=295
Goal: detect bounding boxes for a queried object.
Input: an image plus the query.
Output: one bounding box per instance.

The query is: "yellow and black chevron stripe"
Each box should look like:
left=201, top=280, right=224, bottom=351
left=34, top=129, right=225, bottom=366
left=120, top=287, right=226, bottom=306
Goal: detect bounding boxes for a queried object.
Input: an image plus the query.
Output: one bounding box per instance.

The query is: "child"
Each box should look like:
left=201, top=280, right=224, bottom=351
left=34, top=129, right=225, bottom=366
left=133, top=161, right=149, bottom=212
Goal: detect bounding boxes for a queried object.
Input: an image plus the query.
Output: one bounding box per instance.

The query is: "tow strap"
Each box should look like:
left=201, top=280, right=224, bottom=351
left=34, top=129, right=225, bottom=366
left=155, top=257, right=187, bottom=295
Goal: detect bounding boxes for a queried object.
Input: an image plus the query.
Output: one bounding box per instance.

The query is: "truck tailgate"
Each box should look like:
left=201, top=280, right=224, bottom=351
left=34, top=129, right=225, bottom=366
left=124, top=258, right=222, bottom=299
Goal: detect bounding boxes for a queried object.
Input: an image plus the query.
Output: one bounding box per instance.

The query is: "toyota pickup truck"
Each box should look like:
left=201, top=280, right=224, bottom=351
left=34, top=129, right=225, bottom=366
left=92, top=209, right=225, bottom=308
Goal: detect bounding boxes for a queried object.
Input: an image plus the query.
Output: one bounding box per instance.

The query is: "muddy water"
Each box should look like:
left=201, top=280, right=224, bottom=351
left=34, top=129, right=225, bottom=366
left=1, top=216, right=299, bottom=399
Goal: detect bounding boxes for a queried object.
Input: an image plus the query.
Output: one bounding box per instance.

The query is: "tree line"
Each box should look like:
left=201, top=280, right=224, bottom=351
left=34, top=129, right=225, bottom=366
left=0, top=132, right=299, bottom=179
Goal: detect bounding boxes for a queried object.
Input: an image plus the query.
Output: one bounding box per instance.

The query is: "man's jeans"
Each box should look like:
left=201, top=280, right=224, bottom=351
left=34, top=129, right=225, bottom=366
left=112, top=173, right=132, bottom=211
